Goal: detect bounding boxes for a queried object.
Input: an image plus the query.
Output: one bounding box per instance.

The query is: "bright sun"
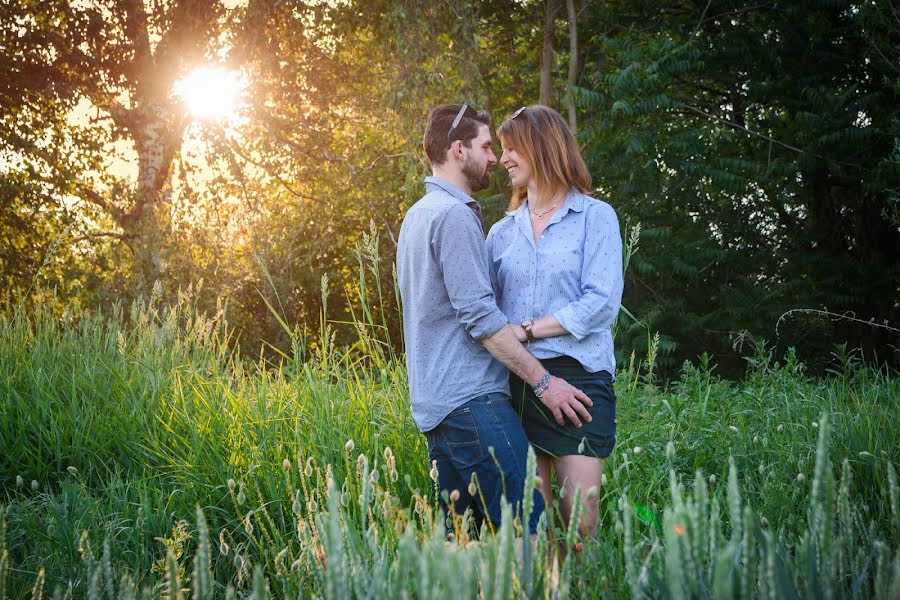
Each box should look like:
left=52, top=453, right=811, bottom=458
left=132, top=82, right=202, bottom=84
left=174, top=66, right=244, bottom=121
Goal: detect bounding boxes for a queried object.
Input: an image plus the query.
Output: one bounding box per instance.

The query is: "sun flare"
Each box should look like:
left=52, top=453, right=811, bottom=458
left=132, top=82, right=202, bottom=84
left=175, top=66, right=244, bottom=121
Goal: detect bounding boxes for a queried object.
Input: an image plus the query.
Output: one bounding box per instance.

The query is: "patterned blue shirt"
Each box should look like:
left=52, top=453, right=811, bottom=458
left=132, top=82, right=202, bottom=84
left=397, top=176, right=510, bottom=432
left=486, top=190, right=623, bottom=376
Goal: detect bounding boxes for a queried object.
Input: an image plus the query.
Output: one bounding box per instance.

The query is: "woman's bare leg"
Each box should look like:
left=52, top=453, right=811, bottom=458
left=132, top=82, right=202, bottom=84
left=553, top=455, right=605, bottom=536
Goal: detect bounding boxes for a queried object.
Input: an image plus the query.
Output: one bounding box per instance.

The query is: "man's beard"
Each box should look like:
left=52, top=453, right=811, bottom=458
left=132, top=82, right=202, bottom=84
left=462, top=156, right=491, bottom=192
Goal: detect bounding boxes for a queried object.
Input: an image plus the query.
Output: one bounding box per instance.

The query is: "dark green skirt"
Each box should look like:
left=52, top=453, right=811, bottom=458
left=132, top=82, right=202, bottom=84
left=510, top=355, right=617, bottom=458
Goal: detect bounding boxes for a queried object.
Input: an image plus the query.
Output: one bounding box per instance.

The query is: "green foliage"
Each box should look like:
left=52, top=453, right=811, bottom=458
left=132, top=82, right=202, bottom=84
left=1, top=283, right=898, bottom=597
left=576, top=0, right=900, bottom=375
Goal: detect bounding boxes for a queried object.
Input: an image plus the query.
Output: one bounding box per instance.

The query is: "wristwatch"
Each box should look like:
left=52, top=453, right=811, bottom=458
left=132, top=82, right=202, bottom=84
left=521, top=320, right=535, bottom=342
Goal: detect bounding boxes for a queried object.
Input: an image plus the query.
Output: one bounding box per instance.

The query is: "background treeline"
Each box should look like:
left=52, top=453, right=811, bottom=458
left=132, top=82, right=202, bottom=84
left=2, top=0, right=897, bottom=376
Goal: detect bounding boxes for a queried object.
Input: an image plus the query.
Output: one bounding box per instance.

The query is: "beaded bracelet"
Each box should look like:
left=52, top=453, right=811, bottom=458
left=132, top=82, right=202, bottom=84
left=532, top=372, right=551, bottom=399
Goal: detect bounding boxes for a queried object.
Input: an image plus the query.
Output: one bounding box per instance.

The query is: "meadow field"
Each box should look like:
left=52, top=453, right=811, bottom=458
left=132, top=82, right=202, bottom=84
left=1, top=287, right=898, bottom=598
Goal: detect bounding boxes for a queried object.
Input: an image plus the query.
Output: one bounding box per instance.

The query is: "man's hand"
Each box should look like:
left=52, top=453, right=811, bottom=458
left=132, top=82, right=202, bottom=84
left=538, top=377, right=593, bottom=427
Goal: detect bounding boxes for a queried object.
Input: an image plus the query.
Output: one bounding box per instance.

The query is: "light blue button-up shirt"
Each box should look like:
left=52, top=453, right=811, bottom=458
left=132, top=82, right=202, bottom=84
left=486, top=190, right=623, bottom=376
left=397, top=176, right=510, bottom=432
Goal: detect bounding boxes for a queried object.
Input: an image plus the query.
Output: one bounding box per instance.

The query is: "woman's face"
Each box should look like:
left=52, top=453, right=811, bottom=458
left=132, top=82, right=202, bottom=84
left=500, top=143, right=534, bottom=188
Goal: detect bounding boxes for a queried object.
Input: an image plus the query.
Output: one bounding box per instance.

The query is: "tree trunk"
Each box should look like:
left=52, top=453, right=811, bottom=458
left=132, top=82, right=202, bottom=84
left=565, top=0, right=578, bottom=133
left=540, top=0, right=560, bottom=106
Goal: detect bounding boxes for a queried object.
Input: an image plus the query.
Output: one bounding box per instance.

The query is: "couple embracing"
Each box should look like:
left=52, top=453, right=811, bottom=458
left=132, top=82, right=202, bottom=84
left=396, top=103, right=623, bottom=538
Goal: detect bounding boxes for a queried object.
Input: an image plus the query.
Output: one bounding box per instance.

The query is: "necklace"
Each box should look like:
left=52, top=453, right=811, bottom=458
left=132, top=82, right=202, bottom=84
left=529, top=200, right=559, bottom=219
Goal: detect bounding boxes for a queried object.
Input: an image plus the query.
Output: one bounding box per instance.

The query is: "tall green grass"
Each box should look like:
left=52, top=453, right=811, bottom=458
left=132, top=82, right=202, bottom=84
left=1, top=241, right=898, bottom=597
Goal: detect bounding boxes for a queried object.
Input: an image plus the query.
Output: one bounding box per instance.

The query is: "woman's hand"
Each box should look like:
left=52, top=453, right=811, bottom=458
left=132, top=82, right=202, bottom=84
left=512, top=324, right=528, bottom=343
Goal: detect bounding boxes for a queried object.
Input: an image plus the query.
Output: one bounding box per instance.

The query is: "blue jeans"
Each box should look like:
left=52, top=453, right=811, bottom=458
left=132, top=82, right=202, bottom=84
left=425, top=392, right=545, bottom=534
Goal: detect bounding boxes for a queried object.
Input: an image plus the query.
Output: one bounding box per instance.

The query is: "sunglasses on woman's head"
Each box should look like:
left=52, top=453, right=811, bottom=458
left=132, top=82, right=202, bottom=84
left=511, top=105, right=539, bottom=127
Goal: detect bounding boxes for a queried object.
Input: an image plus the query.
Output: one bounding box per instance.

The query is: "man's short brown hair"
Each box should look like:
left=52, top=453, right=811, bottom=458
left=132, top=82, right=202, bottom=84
left=423, top=104, right=491, bottom=166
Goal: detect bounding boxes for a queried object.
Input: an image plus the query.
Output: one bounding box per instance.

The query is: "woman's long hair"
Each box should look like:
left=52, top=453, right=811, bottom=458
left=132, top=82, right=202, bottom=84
left=497, top=105, right=592, bottom=211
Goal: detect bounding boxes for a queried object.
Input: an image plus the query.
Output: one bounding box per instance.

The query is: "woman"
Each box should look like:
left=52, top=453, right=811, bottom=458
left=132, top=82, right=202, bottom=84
left=486, top=105, right=623, bottom=536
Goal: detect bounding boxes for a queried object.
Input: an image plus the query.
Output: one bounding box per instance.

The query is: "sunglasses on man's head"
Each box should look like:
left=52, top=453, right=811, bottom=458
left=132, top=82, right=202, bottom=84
left=447, top=103, right=471, bottom=142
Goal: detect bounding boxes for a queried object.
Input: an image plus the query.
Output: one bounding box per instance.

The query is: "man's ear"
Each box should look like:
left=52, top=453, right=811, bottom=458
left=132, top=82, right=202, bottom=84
left=448, top=139, right=463, bottom=160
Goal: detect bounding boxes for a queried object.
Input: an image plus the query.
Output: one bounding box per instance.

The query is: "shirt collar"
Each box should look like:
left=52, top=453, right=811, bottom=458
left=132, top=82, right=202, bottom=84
left=512, top=188, right=585, bottom=223
left=425, top=175, right=484, bottom=230
left=425, top=176, right=477, bottom=206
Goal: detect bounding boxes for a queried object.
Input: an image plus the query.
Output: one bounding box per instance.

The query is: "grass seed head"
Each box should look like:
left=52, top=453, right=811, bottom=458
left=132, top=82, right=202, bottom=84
left=16, top=475, right=23, bottom=487
left=777, top=423, right=785, bottom=433
left=31, top=480, right=38, bottom=491
left=468, top=482, right=477, bottom=496
left=283, top=458, right=292, bottom=472
left=67, top=466, right=78, bottom=475
left=666, top=441, right=676, bottom=461
left=228, top=479, right=236, bottom=491
left=708, top=474, right=717, bottom=485
left=729, top=425, right=739, bottom=433
left=601, top=473, right=608, bottom=486
left=449, top=489, right=460, bottom=503
left=633, top=446, right=642, bottom=454
left=345, top=439, right=355, bottom=454
left=796, top=472, right=805, bottom=484
left=237, top=491, right=246, bottom=505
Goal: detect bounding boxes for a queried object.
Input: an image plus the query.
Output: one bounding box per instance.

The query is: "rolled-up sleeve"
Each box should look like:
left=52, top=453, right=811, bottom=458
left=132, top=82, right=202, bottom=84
left=433, top=204, right=508, bottom=341
left=553, top=203, right=624, bottom=340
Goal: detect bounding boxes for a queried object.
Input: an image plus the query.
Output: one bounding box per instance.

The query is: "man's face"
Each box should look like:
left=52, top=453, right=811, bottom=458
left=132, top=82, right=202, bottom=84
left=460, top=124, right=497, bottom=192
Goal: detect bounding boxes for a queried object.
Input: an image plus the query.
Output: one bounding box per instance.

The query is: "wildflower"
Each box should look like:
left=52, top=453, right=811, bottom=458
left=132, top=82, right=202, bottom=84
left=67, top=466, right=78, bottom=475
left=666, top=441, right=676, bottom=461
left=632, top=446, right=642, bottom=455
left=449, top=489, right=460, bottom=503
left=708, top=474, right=717, bottom=485
left=16, top=475, right=23, bottom=488
left=227, top=479, right=236, bottom=491
left=574, top=542, right=583, bottom=552
left=729, top=425, right=739, bottom=433
left=31, top=480, right=38, bottom=491
left=282, top=459, right=292, bottom=472
left=673, top=524, right=685, bottom=536
left=796, top=473, right=805, bottom=484
left=345, top=439, right=355, bottom=454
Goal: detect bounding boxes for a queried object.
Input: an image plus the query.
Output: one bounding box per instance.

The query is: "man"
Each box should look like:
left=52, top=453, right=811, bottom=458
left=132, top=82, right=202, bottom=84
left=396, top=104, right=593, bottom=534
